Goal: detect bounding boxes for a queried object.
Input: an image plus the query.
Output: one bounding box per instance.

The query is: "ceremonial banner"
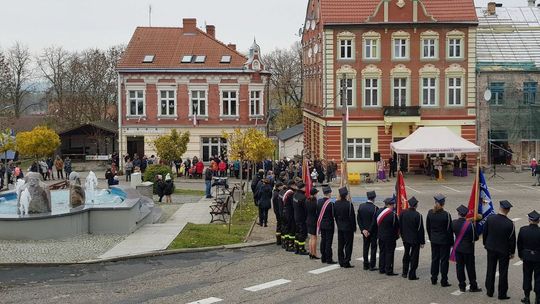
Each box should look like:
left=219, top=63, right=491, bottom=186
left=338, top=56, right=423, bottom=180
left=395, top=171, right=408, bottom=216
left=302, top=158, right=312, bottom=199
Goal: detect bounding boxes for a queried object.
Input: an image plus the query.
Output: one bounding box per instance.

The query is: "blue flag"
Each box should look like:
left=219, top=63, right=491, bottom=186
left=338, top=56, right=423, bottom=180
left=476, top=170, right=495, bottom=233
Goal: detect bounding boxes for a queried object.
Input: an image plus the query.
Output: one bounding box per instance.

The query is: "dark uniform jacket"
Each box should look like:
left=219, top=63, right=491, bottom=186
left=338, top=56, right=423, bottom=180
left=426, top=209, right=454, bottom=245
left=357, top=201, right=378, bottom=233
left=293, top=190, right=307, bottom=223
left=281, top=189, right=295, bottom=222
left=277, top=189, right=288, bottom=218
left=256, top=183, right=273, bottom=209
left=400, top=208, right=425, bottom=245
left=306, top=197, right=318, bottom=229
left=518, top=224, right=540, bottom=262
left=334, top=199, right=357, bottom=232
left=451, top=218, right=478, bottom=254
left=483, top=214, right=516, bottom=255
left=272, top=189, right=281, bottom=218
left=372, top=207, right=399, bottom=241
left=316, top=197, right=334, bottom=231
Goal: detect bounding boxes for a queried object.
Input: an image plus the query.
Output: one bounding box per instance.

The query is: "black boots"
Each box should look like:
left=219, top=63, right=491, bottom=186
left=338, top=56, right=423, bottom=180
left=276, top=234, right=282, bottom=246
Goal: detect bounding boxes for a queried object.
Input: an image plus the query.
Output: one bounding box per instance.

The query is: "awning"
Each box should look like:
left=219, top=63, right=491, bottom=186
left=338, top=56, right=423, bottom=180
left=390, top=127, right=480, bottom=154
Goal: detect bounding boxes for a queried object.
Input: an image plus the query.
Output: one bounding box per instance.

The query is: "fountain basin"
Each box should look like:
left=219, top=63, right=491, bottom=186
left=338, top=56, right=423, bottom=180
left=0, top=186, right=158, bottom=240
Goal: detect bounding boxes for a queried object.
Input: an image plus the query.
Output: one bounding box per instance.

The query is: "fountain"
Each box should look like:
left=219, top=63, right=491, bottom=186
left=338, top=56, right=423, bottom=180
left=85, top=171, right=98, bottom=204
left=69, top=171, right=85, bottom=208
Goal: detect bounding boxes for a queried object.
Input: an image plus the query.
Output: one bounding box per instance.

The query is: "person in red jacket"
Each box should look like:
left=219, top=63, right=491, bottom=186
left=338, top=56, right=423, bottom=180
left=195, top=161, right=204, bottom=179
left=218, top=160, right=227, bottom=177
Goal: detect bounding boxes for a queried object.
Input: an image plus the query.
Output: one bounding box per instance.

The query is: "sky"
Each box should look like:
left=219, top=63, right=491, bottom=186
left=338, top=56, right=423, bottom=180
left=0, top=0, right=533, bottom=56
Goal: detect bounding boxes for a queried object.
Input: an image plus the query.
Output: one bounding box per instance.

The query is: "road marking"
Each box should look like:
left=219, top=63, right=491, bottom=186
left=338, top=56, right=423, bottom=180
left=308, top=264, right=340, bottom=274
left=406, top=186, right=422, bottom=193
left=441, top=185, right=461, bottom=193
left=451, top=285, right=469, bottom=296
left=187, top=297, right=223, bottom=304
left=496, top=271, right=499, bottom=277
left=514, top=261, right=524, bottom=266
left=396, top=246, right=404, bottom=251
left=244, top=279, right=291, bottom=292
left=515, top=184, right=538, bottom=191
left=512, top=218, right=522, bottom=222
left=356, top=254, right=379, bottom=261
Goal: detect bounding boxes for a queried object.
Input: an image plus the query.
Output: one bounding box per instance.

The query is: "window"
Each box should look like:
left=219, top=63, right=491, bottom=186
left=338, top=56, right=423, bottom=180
left=393, top=78, right=407, bottom=107
left=128, top=90, right=145, bottom=116
left=448, top=38, right=462, bottom=58
left=201, top=137, right=227, bottom=162
left=393, top=39, right=407, bottom=59
left=339, top=39, right=353, bottom=59
left=190, top=90, right=207, bottom=116
left=422, top=39, right=436, bottom=59
left=221, top=90, right=238, bottom=116
left=181, top=55, right=192, bottom=63
left=364, top=39, right=378, bottom=59
left=220, top=55, right=231, bottom=63
left=524, top=82, right=537, bottom=104
left=489, top=82, right=504, bottom=105
left=347, top=138, right=371, bottom=160
left=339, top=78, right=354, bottom=106
left=195, top=55, right=206, bottom=63
left=364, top=78, right=378, bottom=107
left=250, top=91, right=263, bottom=116
left=448, top=77, right=463, bottom=105
left=159, top=90, right=175, bottom=116
left=142, top=55, right=154, bottom=63
left=422, top=78, right=437, bottom=106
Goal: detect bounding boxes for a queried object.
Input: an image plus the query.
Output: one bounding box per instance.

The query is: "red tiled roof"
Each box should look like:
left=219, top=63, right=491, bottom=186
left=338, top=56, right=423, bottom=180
left=319, top=0, right=478, bottom=24
left=117, top=27, right=247, bottom=70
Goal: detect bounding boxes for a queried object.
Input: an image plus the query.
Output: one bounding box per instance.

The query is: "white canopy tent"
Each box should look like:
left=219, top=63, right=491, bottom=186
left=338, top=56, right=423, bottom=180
left=390, top=127, right=480, bottom=154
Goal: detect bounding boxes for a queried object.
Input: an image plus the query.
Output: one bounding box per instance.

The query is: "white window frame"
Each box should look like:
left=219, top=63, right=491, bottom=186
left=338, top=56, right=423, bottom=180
left=420, top=31, right=439, bottom=61
left=126, top=86, right=146, bottom=118
left=421, top=77, right=437, bottom=107
left=220, top=86, right=240, bottom=118
left=347, top=138, right=372, bottom=160
left=392, top=78, right=408, bottom=107
left=157, top=89, right=177, bottom=118
left=339, top=39, right=353, bottom=60
left=448, top=38, right=462, bottom=59
left=446, top=30, right=465, bottom=60
left=364, top=39, right=379, bottom=60
left=189, top=86, right=209, bottom=117
left=337, top=77, right=355, bottom=107
left=422, top=39, right=436, bottom=59
left=249, top=90, right=264, bottom=117
left=447, top=77, right=463, bottom=106
left=363, top=78, right=380, bottom=107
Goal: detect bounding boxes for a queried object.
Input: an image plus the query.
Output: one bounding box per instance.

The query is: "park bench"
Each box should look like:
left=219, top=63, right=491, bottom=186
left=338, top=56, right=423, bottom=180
left=210, top=193, right=233, bottom=223
left=48, top=180, right=69, bottom=190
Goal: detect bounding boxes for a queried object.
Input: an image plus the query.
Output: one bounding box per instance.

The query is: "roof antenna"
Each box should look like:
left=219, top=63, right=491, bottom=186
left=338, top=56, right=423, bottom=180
left=148, top=4, right=152, bottom=27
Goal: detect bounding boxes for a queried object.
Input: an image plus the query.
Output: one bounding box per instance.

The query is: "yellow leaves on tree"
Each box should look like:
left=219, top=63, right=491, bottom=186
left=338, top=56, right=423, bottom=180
left=274, top=104, right=303, bottom=132
left=15, top=126, right=60, bottom=160
left=0, top=129, right=15, bottom=155
left=153, top=129, right=190, bottom=163
left=224, top=128, right=275, bottom=163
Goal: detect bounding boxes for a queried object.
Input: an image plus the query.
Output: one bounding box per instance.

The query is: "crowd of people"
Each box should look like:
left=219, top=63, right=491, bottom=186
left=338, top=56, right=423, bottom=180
left=250, top=171, right=540, bottom=304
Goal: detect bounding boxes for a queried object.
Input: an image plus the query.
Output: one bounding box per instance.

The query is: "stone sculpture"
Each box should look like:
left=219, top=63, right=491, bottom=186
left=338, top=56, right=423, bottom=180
left=25, top=172, right=52, bottom=214
left=68, top=171, right=85, bottom=208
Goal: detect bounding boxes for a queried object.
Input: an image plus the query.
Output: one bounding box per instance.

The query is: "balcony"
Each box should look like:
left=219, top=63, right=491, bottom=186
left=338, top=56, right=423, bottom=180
left=383, top=106, right=421, bottom=117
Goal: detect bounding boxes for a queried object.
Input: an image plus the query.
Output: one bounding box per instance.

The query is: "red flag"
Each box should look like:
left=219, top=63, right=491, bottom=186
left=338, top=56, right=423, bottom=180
left=466, top=169, right=479, bottom=220
left=303, top=158, right=312, bottom=199
left=395, top=171, right=408, bottom=215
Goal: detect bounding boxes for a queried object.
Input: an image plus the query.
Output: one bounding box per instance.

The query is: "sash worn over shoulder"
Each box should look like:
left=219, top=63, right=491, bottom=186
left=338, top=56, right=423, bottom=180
left=377, top=208, right=392, bottom=226
left=316, top=199, right=331, bottom=235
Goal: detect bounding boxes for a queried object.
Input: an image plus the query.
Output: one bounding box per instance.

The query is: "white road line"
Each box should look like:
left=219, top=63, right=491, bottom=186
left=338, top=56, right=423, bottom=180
left=308, top=264, right=340, bottom=274
left=356, top=254, right=379, bottom=261
left=187, top=297, right=223, bottom=304
left=406, top=186, right=422, bottom=193
left=512, top=218, right=522, bottom=222
left=396, top=246, right=404, bottom=251
left=515, top=184, right=538, bottom=191
left=441, top=185, right=461, bottom=193
left=244, top=279, right=291, bottom=292
left=496, top=271, right=500, bottom=278
left=514, top=261, right=524, bottom=266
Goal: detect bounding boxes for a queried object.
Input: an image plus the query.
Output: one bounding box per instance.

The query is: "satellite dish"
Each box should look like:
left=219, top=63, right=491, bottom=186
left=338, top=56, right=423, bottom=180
left=483, top=89, right=492, bottom=102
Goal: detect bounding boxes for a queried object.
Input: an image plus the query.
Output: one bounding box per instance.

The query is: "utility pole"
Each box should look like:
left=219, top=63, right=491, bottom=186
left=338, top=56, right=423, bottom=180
left=341, top=74, right=348, bottom=187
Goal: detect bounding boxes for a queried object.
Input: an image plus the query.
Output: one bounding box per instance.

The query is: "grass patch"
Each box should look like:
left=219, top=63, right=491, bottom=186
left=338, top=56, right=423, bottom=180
left=174, top=188, right=206, bottom=196
left=168, top=193, right=258, bottom=249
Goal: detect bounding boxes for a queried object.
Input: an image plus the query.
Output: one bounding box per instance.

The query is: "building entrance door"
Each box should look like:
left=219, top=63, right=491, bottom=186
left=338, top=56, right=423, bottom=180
left=127, top=136, right=145, bottom=159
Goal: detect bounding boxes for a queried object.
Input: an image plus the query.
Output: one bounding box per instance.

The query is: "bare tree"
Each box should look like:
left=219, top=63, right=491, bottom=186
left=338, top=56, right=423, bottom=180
left=263, top=42, right=303, bottom=108
left=0, top=51, right=11, bottom=105
left=5, top=42, right=34, bottom=117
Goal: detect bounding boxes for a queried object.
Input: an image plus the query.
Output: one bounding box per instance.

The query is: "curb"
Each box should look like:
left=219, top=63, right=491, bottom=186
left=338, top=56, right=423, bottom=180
left=0, top=240, right=275, bottom=267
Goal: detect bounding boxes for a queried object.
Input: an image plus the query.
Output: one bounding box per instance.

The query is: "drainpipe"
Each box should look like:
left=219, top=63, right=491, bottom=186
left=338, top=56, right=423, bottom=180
left=117, top=72, right=123, bottom=170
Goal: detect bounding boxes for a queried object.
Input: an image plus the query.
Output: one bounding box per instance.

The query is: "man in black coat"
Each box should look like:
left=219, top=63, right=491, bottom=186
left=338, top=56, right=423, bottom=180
left=400, top=196, right=425, bottom=280
left=280, top=180, right=296, bottom=252
left=518, top=210, right=540, bottom=304
left=317, top=185, right=336, bottom=264
left=334, top=187, right=356, bottom=268
left=293, top=181, right=308, bottom=255
left=272, top=182, right=284, bottom=245
left=426, top=194, right=454, bottom=287
left=358, top=190, right=379, bottom=271
left=483, top=200, right=516, bottom=300
left=452, top=205, right=482, bottom=293
left=371, top=197, right=399, bottom=276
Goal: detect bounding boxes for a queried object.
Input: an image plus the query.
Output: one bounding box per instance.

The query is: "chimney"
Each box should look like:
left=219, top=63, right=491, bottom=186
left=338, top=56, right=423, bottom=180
left=183, top=18, right=197, bottom=33
left=206, top=25, right=215, bottom=38
left=487, top=2, right=497, bottom=15
left=227, top=44, right=236, bottom=51
left=528, top=0, right=536, bottom=7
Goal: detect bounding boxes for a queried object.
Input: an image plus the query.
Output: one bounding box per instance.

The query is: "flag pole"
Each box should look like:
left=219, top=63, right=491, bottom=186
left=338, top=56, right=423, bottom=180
left=340, top=73, right=348, bottom=189
left=473, top=154, right=480, bottom=223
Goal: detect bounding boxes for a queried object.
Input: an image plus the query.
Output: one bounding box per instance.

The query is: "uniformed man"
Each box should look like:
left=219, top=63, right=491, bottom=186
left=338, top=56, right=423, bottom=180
left=483, top=200, right=516, bottom=300
left=426, top=194, right=454, bottom=287
left=272, top=182, right=284, bottom=246
left=280, top=180, right=296, bottom=251
left=293, top=181, right=308, bottom=255
left=517, top=210, right=540, bottom=304
left=371, top=197, right=399, bottom=276
left=357, top=190, right=379, bottom=271
left=316, top=185, right=336, bottom=265
left=334, top=187, right=356, bottom=268
left=400, top=196, right=425, bottom=280
left=452, top=205, right=482, bottom=293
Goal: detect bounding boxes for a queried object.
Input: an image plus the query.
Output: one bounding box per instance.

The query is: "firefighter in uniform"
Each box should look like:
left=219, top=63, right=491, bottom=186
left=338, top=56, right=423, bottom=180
left=279, top=180, right=295, bottom=251
left=292, top=181, right=308, bottom=255
left=371, top=197, right=399, bottom=276
left=357, top=190, right=379, bottom=271
left=334, top=187, right=356, bottom=268
left=426, top=194, right=454, bottom=287
left=518, top=210, right=540, bottom=304
left=282, top=180, right=296, bottom=252
left=316, top=185, right=336, bottom=264
left=483, top=200, right=516, bottom=300
left=452, top=205, right=482, bottom=293
left=400, top=196, right=425, bottom=280
left=272, top=182, right=284, bottom=245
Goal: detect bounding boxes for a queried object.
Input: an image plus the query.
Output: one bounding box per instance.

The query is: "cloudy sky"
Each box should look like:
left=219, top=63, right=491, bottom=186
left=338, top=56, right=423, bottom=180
left=0, top=0, right=532, bottom=55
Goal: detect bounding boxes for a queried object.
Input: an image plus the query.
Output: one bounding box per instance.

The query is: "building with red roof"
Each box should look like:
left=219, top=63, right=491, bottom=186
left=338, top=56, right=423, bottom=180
left=117, top=18, right=269, bottom=165
left=302, top=0, right=478, bottom=174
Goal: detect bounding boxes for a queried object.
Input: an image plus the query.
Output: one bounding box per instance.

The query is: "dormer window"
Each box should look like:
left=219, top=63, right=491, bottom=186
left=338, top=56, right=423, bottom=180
left=195, top=55, right=206, bottom=63
left=220, top=55, right=231, bottom=63
left=181, top=55, right=193, bottom=63
left=142, top=55, right=155, bottom=63
left=252, top=60, right=261, bottom=71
